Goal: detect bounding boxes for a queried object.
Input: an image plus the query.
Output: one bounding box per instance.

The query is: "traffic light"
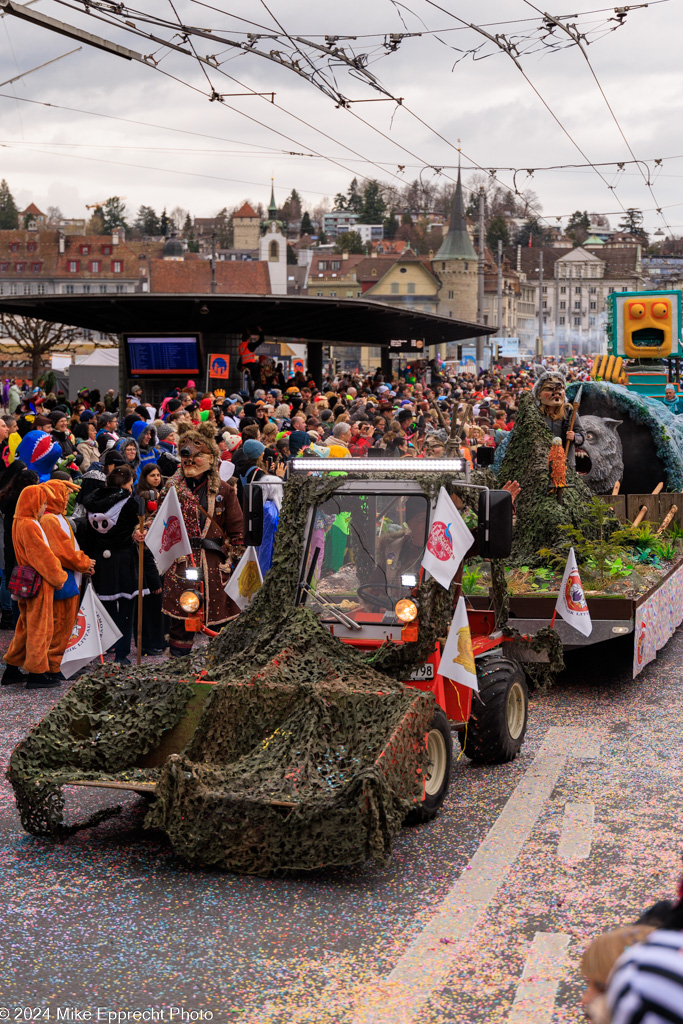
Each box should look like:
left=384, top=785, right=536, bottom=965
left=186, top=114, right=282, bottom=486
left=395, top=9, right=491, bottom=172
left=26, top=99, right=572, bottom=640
left=623, top=296, right=673, bottom=358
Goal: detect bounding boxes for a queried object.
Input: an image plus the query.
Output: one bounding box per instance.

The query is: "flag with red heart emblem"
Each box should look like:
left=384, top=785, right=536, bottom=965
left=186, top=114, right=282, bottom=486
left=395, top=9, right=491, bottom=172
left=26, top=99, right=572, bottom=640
left=144, top=485, right=192, bottom=574
left=421, top=486, right=473, bottom=590
left=554, top=546, right=592, bottom=637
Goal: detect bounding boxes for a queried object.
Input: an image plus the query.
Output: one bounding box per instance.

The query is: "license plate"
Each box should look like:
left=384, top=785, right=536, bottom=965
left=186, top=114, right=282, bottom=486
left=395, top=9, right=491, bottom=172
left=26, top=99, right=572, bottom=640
left=409, top=664, right=434, bottom=681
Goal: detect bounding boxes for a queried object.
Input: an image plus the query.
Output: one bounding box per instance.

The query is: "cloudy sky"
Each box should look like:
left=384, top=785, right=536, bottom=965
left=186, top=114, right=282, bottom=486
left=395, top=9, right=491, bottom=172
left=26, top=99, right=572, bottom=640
left=0, top=0, right=681, bottom=234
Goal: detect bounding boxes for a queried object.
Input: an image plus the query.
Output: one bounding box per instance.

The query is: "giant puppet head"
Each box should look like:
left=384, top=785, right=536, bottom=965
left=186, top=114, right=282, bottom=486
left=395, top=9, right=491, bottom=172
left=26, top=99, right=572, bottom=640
left=533, top=363, right=570, bottom=420
left=16, top=430, right=62, bottom=482
left=176, top=422, right=220, bottom=486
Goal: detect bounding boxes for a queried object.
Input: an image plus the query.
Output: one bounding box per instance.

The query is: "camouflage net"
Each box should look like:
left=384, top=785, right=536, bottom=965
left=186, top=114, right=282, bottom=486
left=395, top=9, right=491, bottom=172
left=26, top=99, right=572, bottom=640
left=7, top=472, right=440, bottom=873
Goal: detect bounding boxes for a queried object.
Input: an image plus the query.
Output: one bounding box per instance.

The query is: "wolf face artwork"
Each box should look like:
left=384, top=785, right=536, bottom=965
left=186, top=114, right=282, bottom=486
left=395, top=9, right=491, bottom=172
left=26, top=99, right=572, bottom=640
left=574, top=415, right=624, bottom=493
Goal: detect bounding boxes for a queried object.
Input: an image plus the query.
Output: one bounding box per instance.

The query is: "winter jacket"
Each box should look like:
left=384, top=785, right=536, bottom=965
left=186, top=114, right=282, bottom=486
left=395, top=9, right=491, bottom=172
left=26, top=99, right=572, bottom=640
left=115, top=436, right=141, bottom=479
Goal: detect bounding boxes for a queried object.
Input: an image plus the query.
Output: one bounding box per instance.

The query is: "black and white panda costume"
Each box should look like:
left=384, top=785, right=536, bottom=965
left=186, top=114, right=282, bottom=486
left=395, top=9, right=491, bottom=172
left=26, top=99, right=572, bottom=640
left=76, top=486, right=159, bottom=602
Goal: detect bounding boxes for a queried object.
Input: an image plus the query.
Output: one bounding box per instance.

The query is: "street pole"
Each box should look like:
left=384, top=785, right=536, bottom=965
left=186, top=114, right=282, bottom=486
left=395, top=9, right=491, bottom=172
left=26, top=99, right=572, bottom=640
left=210, top=232, right=217, bottom=294
left=476, top=187, right=485, bottom=368
left=497, top=238, right=503, bottom=334
left=537, top=249, right=544, bottom=361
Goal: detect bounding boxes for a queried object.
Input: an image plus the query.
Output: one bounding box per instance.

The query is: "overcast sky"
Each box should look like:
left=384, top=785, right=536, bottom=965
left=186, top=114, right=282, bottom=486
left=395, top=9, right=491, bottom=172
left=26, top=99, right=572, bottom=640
left=0, top=0, right=681, bottom=235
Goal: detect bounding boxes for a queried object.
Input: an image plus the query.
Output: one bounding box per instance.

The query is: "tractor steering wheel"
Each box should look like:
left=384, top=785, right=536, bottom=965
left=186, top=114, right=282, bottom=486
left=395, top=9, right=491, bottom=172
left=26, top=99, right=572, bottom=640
left=356, top=583, right=411, bottom=611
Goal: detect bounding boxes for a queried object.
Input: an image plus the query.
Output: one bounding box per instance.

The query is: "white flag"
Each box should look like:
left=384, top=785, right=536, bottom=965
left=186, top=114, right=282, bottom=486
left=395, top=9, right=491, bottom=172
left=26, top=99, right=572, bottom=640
left=225, top=546, right=263, bottom=610
left=440, top=596, right=479, bottom=692
left=555, top=546, right=592, bottom=637
left=144, top=485, right=192, bottom=575
left=60, top=585, right=123, bottom=679
left=421, top=486, right=474, bottom=590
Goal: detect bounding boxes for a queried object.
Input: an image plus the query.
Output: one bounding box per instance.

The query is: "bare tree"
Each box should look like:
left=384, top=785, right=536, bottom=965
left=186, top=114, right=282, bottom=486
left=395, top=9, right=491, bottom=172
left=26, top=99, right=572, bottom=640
left=0, top=314, right=107, bottom=383
left=46, top=206, right=63, bottom=227
left=169, top=207, right=189, bottom=232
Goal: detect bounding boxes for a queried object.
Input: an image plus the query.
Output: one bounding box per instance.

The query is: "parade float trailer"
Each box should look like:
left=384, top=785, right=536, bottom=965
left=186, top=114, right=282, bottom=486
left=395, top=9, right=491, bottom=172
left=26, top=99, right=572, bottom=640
left=8, top=464, right=533, bottom=873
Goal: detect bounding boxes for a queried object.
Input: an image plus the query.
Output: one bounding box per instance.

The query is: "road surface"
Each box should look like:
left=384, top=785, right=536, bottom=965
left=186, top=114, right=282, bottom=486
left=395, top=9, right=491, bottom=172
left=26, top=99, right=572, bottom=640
left=0, top=630, right=680, bottom=1024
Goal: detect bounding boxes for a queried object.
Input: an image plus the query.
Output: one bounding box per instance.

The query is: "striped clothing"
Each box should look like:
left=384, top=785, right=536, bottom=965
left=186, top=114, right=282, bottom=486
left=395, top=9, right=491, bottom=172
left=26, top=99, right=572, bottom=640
left=608, top=929, right=683, bottom=1024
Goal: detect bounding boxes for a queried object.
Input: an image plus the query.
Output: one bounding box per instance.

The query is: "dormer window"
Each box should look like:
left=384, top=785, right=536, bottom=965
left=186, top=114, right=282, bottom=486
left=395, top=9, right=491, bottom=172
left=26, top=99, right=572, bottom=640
left=10, top=243, right=19, bottom=253
left=101, top=245, right=112, bottom=255
left=27, top=242, right=36, bottom=253
left=80, top=245, right=90, bottom=255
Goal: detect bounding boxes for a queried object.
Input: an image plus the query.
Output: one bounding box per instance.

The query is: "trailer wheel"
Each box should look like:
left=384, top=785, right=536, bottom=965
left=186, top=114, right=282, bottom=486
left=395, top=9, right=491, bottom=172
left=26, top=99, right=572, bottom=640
left=458, top=656, right=528, bottom=765
left=404, top=709, right=453, bottom=826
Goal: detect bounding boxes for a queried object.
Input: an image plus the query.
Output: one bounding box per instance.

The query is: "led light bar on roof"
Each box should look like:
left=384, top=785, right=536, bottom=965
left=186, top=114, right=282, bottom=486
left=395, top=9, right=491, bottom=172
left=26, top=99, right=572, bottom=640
left=290, top=458, right=465, bottom=473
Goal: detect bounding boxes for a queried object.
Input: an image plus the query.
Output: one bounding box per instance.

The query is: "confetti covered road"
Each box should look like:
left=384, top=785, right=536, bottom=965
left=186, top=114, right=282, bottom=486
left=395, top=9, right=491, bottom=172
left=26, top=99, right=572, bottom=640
left=0, top=630, right=681, bottom=1024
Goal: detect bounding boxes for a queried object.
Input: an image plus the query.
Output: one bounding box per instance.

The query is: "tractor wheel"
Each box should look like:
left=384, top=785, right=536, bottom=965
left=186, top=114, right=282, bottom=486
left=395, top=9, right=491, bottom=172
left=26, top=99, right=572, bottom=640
left=404, top=709, right=453, bottom=826
left=458, top=656, right=528, bottom=765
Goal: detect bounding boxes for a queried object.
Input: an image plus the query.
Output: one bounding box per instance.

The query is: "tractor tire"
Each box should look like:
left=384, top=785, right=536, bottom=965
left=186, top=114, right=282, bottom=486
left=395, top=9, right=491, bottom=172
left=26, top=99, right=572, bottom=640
left=404, top=709, right=453, bottom=826
left=458, top=656, right=528, bottom=765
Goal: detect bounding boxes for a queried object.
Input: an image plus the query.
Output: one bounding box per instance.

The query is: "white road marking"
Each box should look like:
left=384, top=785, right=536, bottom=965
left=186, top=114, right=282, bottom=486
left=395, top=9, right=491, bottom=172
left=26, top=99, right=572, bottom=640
left=507, top=932, right=571, bottom=1024
left=558, top=801, right=595, bottom=862
left=353, top=727, right=600, bottom=1024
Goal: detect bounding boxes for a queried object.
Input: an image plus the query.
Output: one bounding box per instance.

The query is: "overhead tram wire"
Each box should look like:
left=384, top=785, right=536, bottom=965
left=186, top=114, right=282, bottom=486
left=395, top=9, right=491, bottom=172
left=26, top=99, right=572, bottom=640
left=520, top=0, right=675, bottom=236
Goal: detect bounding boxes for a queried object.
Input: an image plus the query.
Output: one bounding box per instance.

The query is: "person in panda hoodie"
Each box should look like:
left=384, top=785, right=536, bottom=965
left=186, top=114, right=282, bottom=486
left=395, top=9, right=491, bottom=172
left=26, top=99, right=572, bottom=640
left=76, top=464, right=161, bottom=665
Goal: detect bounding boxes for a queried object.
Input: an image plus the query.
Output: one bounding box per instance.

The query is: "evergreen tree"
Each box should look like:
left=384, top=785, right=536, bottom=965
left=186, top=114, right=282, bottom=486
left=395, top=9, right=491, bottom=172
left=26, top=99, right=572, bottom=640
left=134, top=205, right=160, bottom=236
left=282, top=189, right=302, bottom=222
left=618, top=208, right=648, bottom=243
left=384, top=210, right=399, bottom=240
left=0, top=180, right=19, bottom=229
left=358, top=180, right=386, bottom=224
left=487, top=215, right=510, bottom=250
left=301, top=211, right=313, bottom=235
left=286, top=243, right=297, bottom=265
left=333, top=231, right=365, bottom=255
left=100, top=196, right=127, bottom=233
left=346, top=178, right=363, bottom=214
left=317, top=229, right=328, bottom=245
left=514, top=218, right=549, bottom=248
left=566, top=210, right=590, bottom=247
left=160, top=208, right=169, bottom=236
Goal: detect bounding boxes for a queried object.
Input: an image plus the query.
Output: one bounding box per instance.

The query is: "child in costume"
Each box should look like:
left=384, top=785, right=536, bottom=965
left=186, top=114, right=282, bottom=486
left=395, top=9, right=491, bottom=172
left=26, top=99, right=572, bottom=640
left=2, top=483, right=67, bottom=689
left=41, top=479, right=96, bottom=683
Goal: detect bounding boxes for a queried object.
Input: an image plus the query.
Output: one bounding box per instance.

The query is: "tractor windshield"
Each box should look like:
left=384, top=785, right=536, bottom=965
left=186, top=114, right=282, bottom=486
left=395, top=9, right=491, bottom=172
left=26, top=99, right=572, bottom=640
left=300, top=491, right=431, bottom=623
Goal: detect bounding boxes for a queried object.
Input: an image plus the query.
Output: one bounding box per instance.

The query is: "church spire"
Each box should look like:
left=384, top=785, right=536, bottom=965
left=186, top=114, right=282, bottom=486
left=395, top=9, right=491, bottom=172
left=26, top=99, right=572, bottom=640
left=268, top=179, right=277, bottom=218
left=435, top=166, right=477, bottom=261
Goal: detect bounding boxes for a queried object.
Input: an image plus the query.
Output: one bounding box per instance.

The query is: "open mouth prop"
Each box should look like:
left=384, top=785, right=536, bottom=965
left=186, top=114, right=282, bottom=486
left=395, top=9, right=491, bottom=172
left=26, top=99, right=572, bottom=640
left=575, top=448, right=592, bottom=477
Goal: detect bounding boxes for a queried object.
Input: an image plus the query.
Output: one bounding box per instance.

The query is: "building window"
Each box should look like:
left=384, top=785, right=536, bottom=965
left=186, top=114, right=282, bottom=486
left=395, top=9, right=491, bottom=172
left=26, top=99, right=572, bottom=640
left=90, top=261, right=101, bottom=273
left=560, top=301, right=566, bottom=310
left=0, top=263, right=6, bottom=273
left=331, top=261, right=341, bottom=271
left=27, top=242, right=36, bottom=253
left=560, top=286, right=566, bottom=294
left=464, top=263, right=468, bottom=271
left=542, top=300, right=547, bottom=309
left=346, top=290, right=354, bottom=297
left=448, top=290, right=454, bottom=299
left=99, top=285, right=108, bottom=294
left=101, top=245, right=112, bottom=255
left=329, top=291, right=337, bottom=297
left=621, top=286, right=628, bottom=291
left=542, top=285, right=547, bottom=294
left=10, top=284, right=17, bottom=295
left=559, top=316, right=565, bottom=325
left=407, top=282, right=416, bottom=294
left=590, top=301, right=596, bottom=310
left=268, top=241, right=278, bottom=262
left=608, top=287, right=615, bottom=293
left=390, top=282, right=400, bottom=294
left=590, top=316, right=596, bottom=325
left=574, top=301, right=581, bottom=309
left=37, top=284, right=45, bottom=295
left=82, top=285, right=90, bottom=294
left=64, top=284, right=74, bottom=294
left=23, top=284, right=30, bottom=295
left=112, top=261, right=122, bottom=273
left=316, top=291, right=324, bottom=296
left=10, top=243, right=19, bottom=252
left=590, top=286, right=597, bottom=293
left=319, top=262, right=327, bottom=271
left=115, top=284, right=125, bottom=293
left=69, top=261, right=79, bottom=273
left=80, top=245, right=90, bottom=255
left=14, top=263, right=24, bottom=272
left=575, top=286, right=581, bottom=293
left=31, top=262, right=41, bottom=273
left=574, top=316, right=580, bottom=326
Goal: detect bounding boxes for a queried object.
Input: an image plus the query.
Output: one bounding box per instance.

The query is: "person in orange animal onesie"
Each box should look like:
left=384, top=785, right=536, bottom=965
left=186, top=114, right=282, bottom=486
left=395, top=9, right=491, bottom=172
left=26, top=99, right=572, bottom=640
left=41, top=479, right=96, bottom=684
left=1, top=483, right=68, bottom=689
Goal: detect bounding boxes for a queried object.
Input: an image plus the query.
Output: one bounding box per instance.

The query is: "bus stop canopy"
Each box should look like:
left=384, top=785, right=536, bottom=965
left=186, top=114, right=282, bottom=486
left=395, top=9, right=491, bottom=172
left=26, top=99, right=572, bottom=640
left=0, top=293, right=495, bottom=347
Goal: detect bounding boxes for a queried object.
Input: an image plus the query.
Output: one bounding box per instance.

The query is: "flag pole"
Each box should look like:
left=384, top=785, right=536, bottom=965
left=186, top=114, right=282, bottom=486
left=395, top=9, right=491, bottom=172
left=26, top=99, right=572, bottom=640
left=136, top=496, right=146, bottom=666
left=550, top=609, right=557, bottom=629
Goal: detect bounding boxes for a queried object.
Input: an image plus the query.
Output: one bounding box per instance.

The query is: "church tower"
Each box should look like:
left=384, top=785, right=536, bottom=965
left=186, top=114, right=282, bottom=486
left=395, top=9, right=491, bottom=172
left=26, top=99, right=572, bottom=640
left=435, top=168, right=478, bottom=323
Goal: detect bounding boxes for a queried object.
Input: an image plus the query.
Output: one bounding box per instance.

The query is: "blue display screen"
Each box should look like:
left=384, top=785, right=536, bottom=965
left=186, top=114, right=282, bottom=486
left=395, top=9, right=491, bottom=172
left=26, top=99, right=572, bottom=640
left=126, top=336, right=200, bottom=376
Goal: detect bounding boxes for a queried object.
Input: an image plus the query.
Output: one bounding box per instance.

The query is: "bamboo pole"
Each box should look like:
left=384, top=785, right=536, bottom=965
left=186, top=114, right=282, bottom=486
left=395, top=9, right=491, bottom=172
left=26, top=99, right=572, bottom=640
left=657, top=505, right=678, bottom=536
left=611, top=481, right=621, bottom=495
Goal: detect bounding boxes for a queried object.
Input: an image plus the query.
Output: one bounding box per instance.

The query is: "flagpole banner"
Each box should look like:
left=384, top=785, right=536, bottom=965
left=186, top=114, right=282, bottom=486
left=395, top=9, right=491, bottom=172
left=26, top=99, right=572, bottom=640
left=439, top=596, right=479, bottom=692
left=554, top=546, right=592, bottom=637
left=60, top=585, right=123, bottom=679
left=225, top=546, right=263, bottom=610
left=144, top=485, right=192, bottom=575
left=421, top=486, right=473, bottom=590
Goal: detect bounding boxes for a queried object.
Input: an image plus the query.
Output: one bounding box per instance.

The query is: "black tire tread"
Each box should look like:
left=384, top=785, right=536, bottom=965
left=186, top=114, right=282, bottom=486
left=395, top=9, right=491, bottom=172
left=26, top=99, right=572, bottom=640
left=458, top=655, right=528, bottom=765
left=404, top=708, right=452, bottom=826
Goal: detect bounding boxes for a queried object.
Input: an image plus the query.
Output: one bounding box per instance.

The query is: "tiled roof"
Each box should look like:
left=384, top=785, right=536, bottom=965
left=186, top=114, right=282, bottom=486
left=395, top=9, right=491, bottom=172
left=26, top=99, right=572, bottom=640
left=149, top=258, right=271, bottom=294
left=516, top=244, right=641, bottom=280
left=0, top=229, right=164, bottom=279
left=21, top=203, right=45, bottom=217
left=234, top=202, right=259, bottom=219
left=355, top=250, right=439, bottom=284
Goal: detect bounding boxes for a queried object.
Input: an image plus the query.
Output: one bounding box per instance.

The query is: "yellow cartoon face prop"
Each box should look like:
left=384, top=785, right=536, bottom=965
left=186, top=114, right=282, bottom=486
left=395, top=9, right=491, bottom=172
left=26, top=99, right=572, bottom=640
left=624, top=297, right=672, bottom=358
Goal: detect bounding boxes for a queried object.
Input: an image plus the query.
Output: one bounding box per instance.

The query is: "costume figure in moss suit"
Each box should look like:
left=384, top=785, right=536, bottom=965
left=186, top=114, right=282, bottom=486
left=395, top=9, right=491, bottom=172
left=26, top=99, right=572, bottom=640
left=533, top=364, right=584, bottom=469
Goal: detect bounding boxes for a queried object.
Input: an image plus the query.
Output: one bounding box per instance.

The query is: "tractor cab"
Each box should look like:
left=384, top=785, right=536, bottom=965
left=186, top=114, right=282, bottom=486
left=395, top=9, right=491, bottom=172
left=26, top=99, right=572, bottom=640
left=243, top=461, right=528, bottom=822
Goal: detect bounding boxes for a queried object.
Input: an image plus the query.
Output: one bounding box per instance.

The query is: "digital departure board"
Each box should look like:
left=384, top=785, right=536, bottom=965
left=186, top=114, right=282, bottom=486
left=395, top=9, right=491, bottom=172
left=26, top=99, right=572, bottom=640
left=125, top=335, right=201, bottom=376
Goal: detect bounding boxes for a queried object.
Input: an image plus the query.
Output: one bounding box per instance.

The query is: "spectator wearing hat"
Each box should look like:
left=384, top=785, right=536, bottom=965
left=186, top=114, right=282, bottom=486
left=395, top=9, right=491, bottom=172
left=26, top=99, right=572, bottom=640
left=49, top=410, right=76, bottom=458
left=73, top=421, right=99, bottom=473
left=288, top=430, right=311, bottom=460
